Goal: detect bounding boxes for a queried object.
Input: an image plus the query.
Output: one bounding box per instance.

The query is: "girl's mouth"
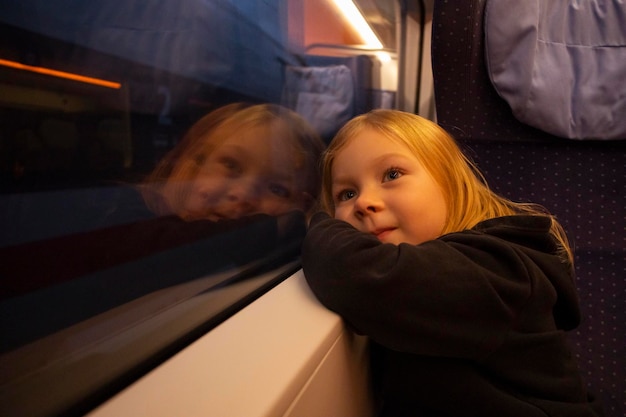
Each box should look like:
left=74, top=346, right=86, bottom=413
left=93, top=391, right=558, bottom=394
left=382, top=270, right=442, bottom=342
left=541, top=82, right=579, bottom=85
left=372, top=228, right=395, bottom=241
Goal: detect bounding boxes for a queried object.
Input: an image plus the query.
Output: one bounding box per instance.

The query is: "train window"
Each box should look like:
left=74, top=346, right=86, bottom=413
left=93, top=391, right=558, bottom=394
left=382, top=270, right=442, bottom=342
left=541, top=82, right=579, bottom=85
left=0, top=1, right=400, bottom=416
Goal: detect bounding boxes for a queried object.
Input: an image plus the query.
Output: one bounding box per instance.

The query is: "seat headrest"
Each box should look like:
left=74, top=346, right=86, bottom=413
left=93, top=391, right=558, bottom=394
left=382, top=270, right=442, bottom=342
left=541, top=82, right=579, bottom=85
left=485, top=0, right=626, bottom=140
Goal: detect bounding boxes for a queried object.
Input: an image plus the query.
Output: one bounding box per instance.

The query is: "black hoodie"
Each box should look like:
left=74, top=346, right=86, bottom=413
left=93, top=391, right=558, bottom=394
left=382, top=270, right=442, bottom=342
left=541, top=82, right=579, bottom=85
left=302, top=213, right=603, bottom=417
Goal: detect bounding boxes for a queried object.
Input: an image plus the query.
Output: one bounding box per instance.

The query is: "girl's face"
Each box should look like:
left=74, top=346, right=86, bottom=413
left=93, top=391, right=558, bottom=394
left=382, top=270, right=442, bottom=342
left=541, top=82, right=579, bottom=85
left=330, top=128, right=447, bottom=245
left=180, top=124, right=307, bottom=221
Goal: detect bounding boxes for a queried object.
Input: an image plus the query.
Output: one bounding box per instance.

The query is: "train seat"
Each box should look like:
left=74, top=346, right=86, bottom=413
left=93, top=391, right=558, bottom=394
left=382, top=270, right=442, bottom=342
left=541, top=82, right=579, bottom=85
left=431, top=1, right=626, bottom=416
left=282, top=54, right=391, bottom=143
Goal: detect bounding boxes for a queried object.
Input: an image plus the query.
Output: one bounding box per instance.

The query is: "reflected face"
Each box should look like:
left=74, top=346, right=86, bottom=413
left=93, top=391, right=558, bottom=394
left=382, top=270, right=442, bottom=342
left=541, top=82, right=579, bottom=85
left=331, top=128, right=447, bottom=245
left=181, top=124, right=307, bottom=221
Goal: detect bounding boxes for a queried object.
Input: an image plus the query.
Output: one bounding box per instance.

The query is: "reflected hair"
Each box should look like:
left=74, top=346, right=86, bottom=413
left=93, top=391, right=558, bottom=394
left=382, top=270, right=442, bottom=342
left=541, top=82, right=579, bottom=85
left=321, top=109, right=572, bottom=264
left=141, top=103, right=325, bottom=218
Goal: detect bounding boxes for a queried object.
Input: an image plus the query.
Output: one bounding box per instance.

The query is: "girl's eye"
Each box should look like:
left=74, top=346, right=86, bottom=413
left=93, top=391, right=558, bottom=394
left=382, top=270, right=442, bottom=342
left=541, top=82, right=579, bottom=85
left=337, top=189, right=357, bottom=202
left=269, top=183, right=291, bottom=198
left=219, top=157, right=242, bottom=175
left=383, top=168, right=402, bottom=182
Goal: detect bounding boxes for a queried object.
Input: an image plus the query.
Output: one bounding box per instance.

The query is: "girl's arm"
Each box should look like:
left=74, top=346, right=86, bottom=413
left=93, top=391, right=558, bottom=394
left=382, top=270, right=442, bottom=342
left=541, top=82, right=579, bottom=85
left=301, top=212, right=561, bottom=360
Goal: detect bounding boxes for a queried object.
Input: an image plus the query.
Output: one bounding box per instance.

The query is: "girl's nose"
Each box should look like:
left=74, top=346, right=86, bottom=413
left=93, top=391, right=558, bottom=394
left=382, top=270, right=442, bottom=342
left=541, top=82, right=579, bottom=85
left=227, top=177, right=261, bottom=208
left=353, top=188, right=383, bottom=217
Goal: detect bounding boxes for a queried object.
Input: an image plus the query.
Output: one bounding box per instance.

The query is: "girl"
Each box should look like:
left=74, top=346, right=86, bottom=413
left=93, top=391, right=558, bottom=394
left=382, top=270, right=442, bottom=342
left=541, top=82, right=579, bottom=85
left=301, top=110, right=602, bottom=416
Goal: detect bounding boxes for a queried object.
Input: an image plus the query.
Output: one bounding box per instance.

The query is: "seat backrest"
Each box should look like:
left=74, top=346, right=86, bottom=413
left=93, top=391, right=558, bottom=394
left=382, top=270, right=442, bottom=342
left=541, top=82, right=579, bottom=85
left=432, top=1, right=625, bottom=416
left=282, top=54, right=387, bottom=143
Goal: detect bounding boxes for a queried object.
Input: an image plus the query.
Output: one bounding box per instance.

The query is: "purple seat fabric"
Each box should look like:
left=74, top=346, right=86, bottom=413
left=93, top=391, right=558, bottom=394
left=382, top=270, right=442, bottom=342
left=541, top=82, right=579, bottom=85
left=432, top=1, right=626, bottom=416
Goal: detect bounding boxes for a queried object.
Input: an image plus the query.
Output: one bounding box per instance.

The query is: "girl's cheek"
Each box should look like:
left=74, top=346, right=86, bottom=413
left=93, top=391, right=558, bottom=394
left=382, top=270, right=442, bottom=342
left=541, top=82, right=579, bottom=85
left=261, top=197, right=311, bottom=216
left=333, top=206, right=351, bottom=222
left=260, top=199, right=299, bottom=216
left=183, top=179, right=219, bottom=209
left=193, top=174, right=226, bottom=196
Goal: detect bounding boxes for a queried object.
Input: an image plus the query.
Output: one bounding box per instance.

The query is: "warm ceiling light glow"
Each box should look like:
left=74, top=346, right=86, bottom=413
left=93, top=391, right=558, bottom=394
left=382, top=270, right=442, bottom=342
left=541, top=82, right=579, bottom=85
left=0, top=58, right=121, bottom=89
left=331, top=0, right=383, bottom=49
left=376, top=51, right=391, bottom=62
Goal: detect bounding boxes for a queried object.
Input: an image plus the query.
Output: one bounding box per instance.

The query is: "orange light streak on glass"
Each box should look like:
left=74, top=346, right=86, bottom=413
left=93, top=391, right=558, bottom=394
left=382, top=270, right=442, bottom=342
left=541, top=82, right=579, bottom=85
left=0, top=58, right=121, bottom=89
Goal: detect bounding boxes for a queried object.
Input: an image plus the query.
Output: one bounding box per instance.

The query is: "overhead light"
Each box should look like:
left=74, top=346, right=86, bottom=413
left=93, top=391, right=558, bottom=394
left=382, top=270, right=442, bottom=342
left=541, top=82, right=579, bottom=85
left=331, top=0, right=383, bottom=49
left=0, top=58, right=121, bottom=89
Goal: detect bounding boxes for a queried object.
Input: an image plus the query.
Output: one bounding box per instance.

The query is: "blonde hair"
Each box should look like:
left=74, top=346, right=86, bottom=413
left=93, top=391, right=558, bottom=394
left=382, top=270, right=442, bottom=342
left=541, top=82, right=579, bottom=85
left=141, top=103, right=325, bottom=218
left=321, top=109, right=572, bottom=264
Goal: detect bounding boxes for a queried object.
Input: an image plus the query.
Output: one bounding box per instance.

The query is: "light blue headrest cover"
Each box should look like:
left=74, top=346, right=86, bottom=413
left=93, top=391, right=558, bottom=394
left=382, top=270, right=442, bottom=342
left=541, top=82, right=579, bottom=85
left=485, top=0, right=626, bottom=140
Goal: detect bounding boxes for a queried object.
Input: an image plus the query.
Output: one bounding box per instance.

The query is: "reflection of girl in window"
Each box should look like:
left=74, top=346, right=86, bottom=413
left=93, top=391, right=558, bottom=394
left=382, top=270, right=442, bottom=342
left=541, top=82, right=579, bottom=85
left=0, top=103, right=325, bottom=298
left=141, top=103, right=325, bottom=221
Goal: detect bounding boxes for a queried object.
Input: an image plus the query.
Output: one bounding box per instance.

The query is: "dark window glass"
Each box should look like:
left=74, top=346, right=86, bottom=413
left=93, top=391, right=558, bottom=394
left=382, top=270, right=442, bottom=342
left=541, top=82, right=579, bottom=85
left=0, top=2, right=321, bottom=416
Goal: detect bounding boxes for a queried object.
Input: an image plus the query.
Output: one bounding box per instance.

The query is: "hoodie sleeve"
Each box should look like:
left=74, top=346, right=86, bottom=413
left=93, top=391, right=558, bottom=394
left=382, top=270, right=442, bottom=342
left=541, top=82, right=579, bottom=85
left=301, top=212, right=574, bottom=360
